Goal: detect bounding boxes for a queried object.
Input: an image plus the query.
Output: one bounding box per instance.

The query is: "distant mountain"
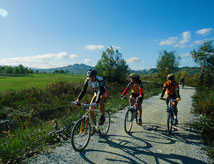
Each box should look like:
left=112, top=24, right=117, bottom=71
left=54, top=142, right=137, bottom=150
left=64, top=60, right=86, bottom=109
left=132, top=66, right=200, bottom=75
left=33, top=64, right=94, bottom=74
left=32, top=64, right=200, bottom=75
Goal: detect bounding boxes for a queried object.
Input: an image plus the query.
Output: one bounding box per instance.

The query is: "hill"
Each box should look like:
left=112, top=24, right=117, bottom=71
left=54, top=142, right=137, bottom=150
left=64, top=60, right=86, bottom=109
left=33, top=64, right=94, bottom=74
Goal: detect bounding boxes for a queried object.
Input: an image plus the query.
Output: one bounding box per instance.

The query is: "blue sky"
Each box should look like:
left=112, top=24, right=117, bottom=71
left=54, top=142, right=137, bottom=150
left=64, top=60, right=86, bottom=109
left=0, top=0, right=214, bottom=70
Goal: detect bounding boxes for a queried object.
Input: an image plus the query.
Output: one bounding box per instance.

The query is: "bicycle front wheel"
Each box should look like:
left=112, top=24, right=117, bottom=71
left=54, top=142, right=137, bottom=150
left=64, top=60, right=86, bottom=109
left=124, top=109, right=133, bottom=133
left=167, top=112, right=173, bottom=135
left=71, top=118, right=91, bottom=152
left=99, top=111, right=110, bottom=136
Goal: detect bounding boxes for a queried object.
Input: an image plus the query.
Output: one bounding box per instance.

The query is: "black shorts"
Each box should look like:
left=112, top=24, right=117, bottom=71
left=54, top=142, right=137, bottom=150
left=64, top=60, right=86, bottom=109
left=131, top=93, right=144, bottom=102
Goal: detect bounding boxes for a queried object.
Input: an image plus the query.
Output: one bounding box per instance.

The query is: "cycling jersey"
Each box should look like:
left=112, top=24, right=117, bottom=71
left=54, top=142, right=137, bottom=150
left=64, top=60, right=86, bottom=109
left=77, top=76, right=108, bottom=103
left=122, top=81, right=143, bottom=96
left=163, top=80, right=179, bottom=95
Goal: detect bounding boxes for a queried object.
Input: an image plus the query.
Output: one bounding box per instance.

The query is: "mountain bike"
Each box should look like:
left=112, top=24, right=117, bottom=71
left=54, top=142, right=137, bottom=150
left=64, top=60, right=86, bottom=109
left=123, top=97, right=141, bottom=133
left=161, top=98, right=176, bottom=135
left=71, top=102, right=110, bottom=152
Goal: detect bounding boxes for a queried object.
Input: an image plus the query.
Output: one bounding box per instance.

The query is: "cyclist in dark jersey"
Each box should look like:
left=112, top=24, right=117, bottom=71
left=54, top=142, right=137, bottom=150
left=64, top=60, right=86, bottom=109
left=76, top=69, right=109, bottom=125
left=121, top=73, right=144, bottom=124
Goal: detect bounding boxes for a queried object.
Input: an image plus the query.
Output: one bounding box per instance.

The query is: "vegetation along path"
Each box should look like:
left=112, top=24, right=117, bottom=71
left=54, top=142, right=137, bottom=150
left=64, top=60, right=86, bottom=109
left=29, top=86, right=210, bottom=164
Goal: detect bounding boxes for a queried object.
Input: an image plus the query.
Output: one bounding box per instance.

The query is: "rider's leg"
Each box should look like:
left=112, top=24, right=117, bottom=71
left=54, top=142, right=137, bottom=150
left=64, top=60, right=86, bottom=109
left=89, top=93, right=96, bottom=123
left=98, top=90, right=109, bottom=125
left=137, top=94, right=143, bottom=119
left=99, top=96, right=105, bottom=116
left=129, top=95, right=134, bottom=105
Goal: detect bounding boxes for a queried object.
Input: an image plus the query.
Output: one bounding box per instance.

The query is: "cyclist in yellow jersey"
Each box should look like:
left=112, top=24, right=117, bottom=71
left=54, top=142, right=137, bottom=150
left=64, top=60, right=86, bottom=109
left=121, top=73, right=144, bottom=124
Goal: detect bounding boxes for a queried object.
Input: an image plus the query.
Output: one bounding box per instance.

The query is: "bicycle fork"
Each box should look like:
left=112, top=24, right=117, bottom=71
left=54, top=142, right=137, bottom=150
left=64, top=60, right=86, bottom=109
left=80, top=118, right=89, bottom=135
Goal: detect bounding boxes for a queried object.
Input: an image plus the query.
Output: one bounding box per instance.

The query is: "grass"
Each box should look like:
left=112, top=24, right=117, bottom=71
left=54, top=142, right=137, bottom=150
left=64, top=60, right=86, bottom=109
left=0, top=74, right=85, bottom=92
left=191, top=86, right=214, bottom=159
left=0, top=74, right=162, bottom=163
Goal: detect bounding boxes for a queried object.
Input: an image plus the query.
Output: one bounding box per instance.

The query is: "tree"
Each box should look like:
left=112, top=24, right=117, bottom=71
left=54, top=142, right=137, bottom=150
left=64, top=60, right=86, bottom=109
left=95, top=46, right=129, bottom=83
left=18, top=64, right=25, bottom=74
left=157, top=50, right=180, bottom=81
left=191, top=40, right=214, bottom=86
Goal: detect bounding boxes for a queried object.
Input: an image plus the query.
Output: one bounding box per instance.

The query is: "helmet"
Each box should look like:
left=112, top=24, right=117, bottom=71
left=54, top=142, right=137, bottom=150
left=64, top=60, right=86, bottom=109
left=167, top=74, right=175, bottom=80
left=129, top=73, right=139, bottom=79
left=87, top=69, right=97, bottom=77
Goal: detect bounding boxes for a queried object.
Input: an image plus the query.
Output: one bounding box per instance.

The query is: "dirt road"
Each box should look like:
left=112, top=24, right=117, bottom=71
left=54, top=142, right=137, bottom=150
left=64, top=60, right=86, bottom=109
left=29, top=86, right=210, bottom=164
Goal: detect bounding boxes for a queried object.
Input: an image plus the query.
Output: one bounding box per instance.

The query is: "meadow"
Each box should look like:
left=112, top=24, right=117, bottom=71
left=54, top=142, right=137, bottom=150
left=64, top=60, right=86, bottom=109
left=0, top=74, right=85, bottom=92
left=0, top=73, right=162, bottom=163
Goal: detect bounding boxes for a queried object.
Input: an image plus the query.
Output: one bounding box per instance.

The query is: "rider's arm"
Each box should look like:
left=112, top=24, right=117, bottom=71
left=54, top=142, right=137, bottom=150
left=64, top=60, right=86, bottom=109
left=77, top=79, right=88, bottom=101
left=122, top=83, right=131, bottom=96
left=95, top=78, right=106, bottom=103
left=138, top=83, right=143, bottom=96
left=160, top=82, right=167, bottom=97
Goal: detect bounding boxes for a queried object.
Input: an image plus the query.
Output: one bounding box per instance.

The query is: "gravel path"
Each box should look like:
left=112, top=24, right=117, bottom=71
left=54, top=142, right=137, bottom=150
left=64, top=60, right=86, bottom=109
left=28, top=86, right=211, bottom=164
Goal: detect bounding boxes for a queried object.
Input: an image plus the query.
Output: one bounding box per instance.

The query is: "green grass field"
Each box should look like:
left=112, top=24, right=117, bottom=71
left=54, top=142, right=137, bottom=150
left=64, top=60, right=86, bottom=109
left=0, top=74, right=85, bottom=92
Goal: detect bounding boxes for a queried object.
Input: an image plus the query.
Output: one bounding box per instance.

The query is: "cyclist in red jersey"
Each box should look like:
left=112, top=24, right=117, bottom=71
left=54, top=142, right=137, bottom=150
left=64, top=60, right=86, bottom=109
left=121, top=73, right=144, bottom=124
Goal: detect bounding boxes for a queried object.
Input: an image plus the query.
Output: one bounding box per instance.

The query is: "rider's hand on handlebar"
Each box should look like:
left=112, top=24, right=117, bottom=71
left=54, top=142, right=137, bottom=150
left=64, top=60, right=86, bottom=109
left=176, top=97, right=181, bottom=101
left=160, top=97, right=164, bottom=100
left=121, top=95, right=125, bottom=100
left=73, top=100, right=80, bottom=105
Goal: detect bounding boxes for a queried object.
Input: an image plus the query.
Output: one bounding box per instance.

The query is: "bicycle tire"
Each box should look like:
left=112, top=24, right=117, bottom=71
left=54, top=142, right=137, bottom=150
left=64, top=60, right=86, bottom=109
left=98, top=111, right=110, bottom=136
left=71, top=118, right=91, bottom=152
left=124, top=108, right=133, bottom=133
left=167, top=110, right=173, bottom=135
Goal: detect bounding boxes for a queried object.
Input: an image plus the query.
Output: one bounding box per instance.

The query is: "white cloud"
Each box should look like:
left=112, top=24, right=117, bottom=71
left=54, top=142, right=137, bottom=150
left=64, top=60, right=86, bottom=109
left=180, top=31, right=191, bottom=44
left=69, top=54, right=78, bottom=60
left=0, top=52, right=69, bottom=69
left=190, top=40, right=206, bottom=47
left=180, top=53, right=191, bottom=57
left=112, top=45, right=121, bottom=49
left=83, top=59, right=93, bottom=65
left=85, top=45, right=104, bottom=51
left=196, top=28, right=212, bottom=36
left=127, top=57, right=144, bottom=63
left=174, top=44, right=186, bottom=48
left=0, top=8, right=8, bottom=17
left=159, top=31, right=191, bottom=48
left=159, top=37, right=178, bottom=46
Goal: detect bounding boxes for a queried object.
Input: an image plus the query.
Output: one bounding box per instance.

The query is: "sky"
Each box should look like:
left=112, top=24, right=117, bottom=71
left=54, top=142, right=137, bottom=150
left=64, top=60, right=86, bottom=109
left=0, top=0, right=214, bottom=70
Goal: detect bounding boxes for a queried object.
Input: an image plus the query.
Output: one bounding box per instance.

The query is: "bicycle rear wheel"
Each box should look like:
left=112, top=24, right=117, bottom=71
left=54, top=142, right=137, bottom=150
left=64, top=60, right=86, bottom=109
left=124, top=108, right=133, bottom=133
left=71, top=118, right=91, bottom=152
left=167, top=111, right=173, bottom=135
left=98, top=111, right=110, bottom=136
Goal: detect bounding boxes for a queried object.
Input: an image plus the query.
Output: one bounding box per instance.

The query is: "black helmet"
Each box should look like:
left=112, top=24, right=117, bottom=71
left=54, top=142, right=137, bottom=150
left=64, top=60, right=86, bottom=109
left=167, top=74, right=175, bottom=80
left=87, top=69, right=97, bottom=77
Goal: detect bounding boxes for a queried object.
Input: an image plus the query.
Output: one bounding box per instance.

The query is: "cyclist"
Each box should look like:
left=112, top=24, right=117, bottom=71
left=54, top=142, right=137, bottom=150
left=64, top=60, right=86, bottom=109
left=180, top=76, right=185, bottom=88
left=160, top=74, right=181, bottom=125
left=121, top=73, right=144, bottom=124
left=75, top=69, right=109, bottom=126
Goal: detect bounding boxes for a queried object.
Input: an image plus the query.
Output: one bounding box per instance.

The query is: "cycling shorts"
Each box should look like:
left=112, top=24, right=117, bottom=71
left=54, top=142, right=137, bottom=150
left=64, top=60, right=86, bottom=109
left=90, top=90, right=109, bottom=104
left=131, top=93, right=144, bottom=102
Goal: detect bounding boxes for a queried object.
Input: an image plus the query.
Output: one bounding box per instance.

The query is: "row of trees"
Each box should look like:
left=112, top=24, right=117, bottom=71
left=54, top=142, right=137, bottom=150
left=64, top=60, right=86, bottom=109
left=0, top=64, right=33, bottom=75
left=95, top=40, right=214, bottom=85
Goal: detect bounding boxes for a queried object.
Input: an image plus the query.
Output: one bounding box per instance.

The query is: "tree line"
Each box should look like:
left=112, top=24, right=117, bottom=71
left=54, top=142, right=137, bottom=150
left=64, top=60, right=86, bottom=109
left=0, top=64, right=33, bottom=75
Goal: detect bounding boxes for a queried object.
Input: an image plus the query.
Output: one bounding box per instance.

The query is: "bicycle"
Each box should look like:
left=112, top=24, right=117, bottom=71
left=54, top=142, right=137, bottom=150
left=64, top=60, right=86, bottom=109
left=123, top=97, right=141, bottom=133
left=161, top=98, right=176, bottom=135
left=71, top=102, right=110, bottom=152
